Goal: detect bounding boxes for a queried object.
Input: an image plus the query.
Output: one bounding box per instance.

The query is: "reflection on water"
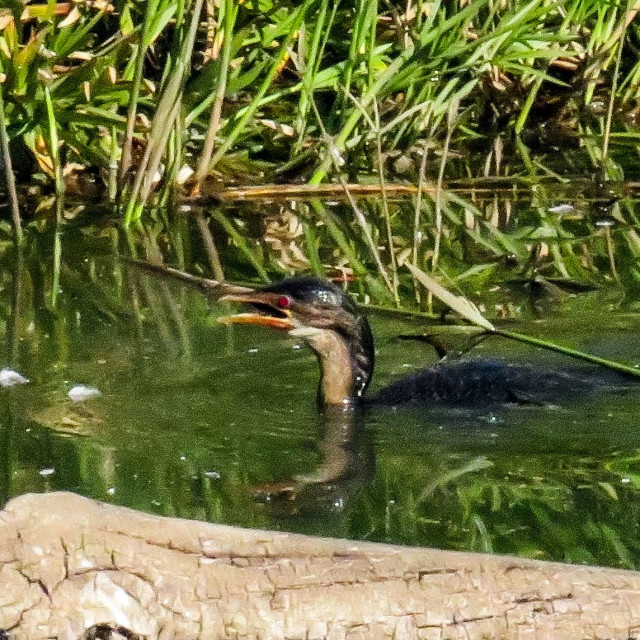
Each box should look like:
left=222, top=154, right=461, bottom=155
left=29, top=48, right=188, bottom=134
left=2, top=189, right=640, bottom=569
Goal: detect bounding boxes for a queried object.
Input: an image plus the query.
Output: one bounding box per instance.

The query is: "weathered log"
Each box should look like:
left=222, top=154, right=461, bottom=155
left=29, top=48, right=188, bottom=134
left=1, top=492, right=640, bottom=639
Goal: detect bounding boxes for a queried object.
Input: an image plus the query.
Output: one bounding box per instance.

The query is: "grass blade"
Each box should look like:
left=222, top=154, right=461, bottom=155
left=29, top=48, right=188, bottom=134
left=405, top=262, right=495, bottom=331
left=0, top=75, right=22, bottom=243
left=407, top=262, right=640, bottom=379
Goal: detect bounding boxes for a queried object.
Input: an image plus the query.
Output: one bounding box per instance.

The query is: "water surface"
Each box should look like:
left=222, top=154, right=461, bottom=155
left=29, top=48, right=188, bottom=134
left=2, top=192, right=640, bottom=569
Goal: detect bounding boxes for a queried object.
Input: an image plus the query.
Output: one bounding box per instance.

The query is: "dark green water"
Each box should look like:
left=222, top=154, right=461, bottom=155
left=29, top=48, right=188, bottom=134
left=3, top=194, right=640, bottom=569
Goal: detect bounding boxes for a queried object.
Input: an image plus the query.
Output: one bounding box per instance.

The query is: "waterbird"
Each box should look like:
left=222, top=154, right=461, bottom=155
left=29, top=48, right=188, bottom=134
left=219, top=276, right=629, bottom=410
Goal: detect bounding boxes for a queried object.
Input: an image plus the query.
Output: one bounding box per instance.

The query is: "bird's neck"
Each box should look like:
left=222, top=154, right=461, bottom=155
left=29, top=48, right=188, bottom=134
left=290, top=321, right=373, bottom=407
left=310, top=329, right=358, bottom=406
left=293, top=327, right=362, bottom=406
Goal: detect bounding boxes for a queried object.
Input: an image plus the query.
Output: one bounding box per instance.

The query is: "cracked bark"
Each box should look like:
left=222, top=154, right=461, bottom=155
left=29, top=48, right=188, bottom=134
left=1, top=493, right=640, bottom=639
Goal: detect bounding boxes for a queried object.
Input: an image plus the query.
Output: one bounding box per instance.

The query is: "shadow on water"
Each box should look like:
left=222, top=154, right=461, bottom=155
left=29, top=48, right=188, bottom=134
left=3, top=184, right=640, bottom=568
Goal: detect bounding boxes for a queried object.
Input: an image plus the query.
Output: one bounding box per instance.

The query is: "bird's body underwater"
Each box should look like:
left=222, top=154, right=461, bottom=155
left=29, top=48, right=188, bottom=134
left=219, top=276, right=631, bottom=409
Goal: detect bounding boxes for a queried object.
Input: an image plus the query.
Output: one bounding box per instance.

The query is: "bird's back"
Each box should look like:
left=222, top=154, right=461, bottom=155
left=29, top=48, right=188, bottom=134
left=370, top=358, right=632, bottom=407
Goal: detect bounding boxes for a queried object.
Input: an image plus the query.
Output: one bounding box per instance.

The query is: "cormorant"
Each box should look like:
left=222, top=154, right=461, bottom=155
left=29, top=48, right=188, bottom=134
left=219, top=276, right=629, bottom=409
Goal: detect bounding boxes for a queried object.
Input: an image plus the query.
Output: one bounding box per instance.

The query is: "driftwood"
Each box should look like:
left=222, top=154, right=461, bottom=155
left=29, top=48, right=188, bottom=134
left=1, top=493, right=640, bottom=639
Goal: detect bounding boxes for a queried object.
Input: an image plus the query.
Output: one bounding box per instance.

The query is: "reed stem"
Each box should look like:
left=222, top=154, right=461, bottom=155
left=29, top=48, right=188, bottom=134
left=0, top=79, right=22, bottom=244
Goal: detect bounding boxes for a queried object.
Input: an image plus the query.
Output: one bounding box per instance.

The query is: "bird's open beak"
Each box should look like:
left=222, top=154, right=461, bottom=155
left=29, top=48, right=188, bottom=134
left=218, top=292, right=294, bottom=331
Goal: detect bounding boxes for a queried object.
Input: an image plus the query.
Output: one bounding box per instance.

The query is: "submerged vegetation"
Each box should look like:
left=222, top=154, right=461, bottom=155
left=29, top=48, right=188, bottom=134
left=3, top=214, right=640, bottom=569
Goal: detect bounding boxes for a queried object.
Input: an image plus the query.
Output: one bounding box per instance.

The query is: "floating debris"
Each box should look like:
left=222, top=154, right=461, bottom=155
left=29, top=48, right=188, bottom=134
left=39, top=468, right=55, bottom=477
left=0, top=368, right=29, bottom=388
left=548, top=204, right=575, bottom=214
left=68, top=385, right=102, bottom=403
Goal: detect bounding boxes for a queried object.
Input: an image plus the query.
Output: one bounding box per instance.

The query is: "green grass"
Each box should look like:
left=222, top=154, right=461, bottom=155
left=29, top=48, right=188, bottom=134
left=4, top=0, right=640, bottom=571
left=0, top=0, right=639, bottom=206
left=2, top=0, right=640, bottom=312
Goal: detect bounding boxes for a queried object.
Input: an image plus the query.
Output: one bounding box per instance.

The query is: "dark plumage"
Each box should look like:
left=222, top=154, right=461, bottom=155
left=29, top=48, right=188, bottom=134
left=220, top=277, right=631, bottom=409
left=370, top=358, right=628, bottom=407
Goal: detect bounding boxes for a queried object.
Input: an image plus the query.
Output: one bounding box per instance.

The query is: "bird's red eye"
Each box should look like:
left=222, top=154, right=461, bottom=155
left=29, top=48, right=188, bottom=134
left=278, top=295, right=292, bottom=308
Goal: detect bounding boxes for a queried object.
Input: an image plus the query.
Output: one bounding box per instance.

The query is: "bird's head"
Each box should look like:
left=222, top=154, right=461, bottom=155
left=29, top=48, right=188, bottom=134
left=219, top=276, right=374, bottom=404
